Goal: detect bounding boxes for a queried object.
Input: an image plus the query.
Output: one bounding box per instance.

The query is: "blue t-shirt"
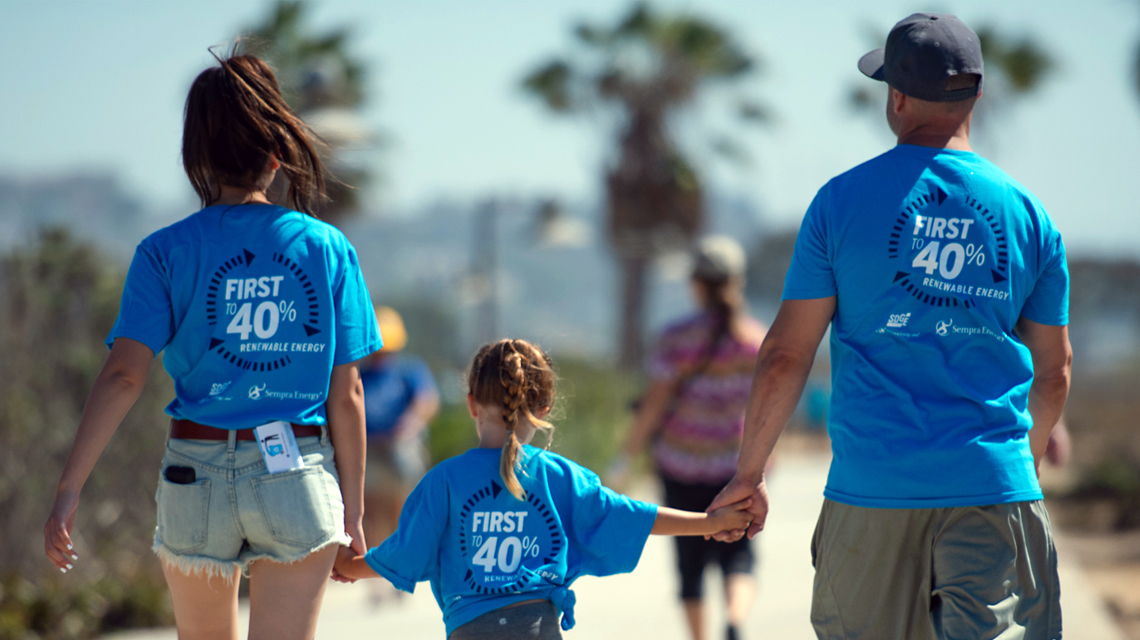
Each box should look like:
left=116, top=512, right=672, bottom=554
left=783, top=145, right=1069, bottom=508
left=364, top=446, right=658, bottom=636
left=362, top=355, right=438, bottom=437
left=107, top=204, right=383, bottom=429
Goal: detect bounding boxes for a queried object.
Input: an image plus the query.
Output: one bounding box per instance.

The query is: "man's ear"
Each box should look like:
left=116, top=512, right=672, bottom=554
left=890, top=87, right=906, bottom=114
left=466, top=393, right=478, bottom=419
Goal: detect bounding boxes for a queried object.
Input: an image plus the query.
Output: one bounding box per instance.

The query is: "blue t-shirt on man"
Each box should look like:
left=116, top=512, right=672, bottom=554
left=783, top=145, right=1068, bottom=508
left=107, top=204, right=383, bottom=429
left=364, top=445, right=658, bottom=636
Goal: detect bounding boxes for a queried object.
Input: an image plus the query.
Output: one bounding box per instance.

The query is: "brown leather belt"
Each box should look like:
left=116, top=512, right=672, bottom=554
left=170, top=419, right=321, bottom=441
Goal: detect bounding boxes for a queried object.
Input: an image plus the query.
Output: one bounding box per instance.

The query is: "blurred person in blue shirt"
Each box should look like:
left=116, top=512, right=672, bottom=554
left=362, top=306, right=440, bottom=556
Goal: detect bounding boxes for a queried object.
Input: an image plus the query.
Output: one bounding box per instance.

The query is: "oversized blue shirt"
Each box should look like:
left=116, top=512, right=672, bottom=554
left=107, top=204, right=383, bottom=429
left=364, top=446, right=658, bottom=636
left=784, top=145, right=1069, bottom=508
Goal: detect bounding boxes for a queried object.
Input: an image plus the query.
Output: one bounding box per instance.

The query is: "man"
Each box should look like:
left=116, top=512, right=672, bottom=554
left=360, top=306, right=440, bottom=603
left=708, top=13, right=1071, bottom=640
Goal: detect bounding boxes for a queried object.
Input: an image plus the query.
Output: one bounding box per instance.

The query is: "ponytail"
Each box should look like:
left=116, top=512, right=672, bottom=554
left=700, top=276, right=744, bottom=345
left=183, top=49, right=329, bottom=215
left=467, top=339, right=556, bottom=501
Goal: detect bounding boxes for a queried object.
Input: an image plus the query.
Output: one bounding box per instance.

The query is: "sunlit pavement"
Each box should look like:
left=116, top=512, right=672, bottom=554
left=105, top=450, right=1125, bottom=640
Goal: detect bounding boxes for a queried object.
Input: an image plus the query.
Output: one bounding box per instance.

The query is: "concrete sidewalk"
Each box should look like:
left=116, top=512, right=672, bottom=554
left=106, top=451, right=1125, bottom=639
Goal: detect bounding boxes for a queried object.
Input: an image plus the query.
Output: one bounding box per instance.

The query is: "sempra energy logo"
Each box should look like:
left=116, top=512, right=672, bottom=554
left=935, top=319, right=1005, bottom=342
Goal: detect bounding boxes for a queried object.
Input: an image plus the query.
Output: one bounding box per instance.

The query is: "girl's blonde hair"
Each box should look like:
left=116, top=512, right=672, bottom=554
left=467, top=339, right=555, bottom=500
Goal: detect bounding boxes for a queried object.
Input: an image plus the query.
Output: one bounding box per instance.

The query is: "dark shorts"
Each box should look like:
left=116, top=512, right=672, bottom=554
left=449, top=601, right=562, bottom=640
left=662, top=477, right=756, bottom=600
left=810, top=498, right=1061, bottom=640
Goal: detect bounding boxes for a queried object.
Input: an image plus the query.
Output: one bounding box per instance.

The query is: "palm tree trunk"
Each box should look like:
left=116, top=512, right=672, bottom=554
left=618, top=253, right=650, bottom=371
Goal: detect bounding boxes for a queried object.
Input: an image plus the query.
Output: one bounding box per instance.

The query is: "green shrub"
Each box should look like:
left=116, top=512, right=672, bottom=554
left=0, top=229, right=175, bottom=638
left=1071, top=458, right=1140, bottom=530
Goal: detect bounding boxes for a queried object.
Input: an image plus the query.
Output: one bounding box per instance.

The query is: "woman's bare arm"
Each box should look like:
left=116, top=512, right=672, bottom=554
left=326, top=362, right=368, bottom=556
left=45, top=337, right=154, bottom=571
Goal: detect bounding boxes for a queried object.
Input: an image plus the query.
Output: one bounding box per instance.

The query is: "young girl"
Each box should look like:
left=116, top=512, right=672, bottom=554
left=334, top=339, right=752, bottom=639
left=44, top=51, right=382, bottom=640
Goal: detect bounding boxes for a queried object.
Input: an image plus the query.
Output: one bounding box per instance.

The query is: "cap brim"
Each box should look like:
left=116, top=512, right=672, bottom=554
left=858, top=48, right=885, bottom=81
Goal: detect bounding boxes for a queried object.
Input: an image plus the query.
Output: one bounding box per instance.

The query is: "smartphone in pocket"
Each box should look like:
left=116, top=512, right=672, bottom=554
left=164, top=465, right=196, bottom=484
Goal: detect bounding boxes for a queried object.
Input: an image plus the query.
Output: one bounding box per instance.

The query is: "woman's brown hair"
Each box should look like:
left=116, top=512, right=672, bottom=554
left=182, top=51, right=327, bottom=215
left=467, top=339, right=556, bottom=500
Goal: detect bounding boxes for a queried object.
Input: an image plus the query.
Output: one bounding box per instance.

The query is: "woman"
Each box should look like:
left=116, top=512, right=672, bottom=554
left=43, top=52, right=382, bottom=640
left=615, top=236, right=766, bottom=640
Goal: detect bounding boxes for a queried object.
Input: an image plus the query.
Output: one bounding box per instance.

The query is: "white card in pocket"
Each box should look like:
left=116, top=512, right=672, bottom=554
left=254, top=421, right=306, bottom=474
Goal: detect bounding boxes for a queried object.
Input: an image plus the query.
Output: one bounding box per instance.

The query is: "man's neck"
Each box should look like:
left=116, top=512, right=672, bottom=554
left=896, top=122, right=972, bottom=151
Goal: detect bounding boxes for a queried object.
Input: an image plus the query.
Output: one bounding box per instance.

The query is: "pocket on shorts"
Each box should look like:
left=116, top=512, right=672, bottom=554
left=156, top=476, right=212, bottom=553
left=251, top=466, right=336, bottom=548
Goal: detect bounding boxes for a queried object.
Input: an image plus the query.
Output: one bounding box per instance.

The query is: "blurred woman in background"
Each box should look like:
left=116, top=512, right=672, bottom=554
left=615, top=236, right=767, bottom=640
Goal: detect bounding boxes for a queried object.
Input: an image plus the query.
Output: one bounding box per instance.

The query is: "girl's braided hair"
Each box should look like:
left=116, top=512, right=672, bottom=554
left=467, top=339, right=555, bottom=500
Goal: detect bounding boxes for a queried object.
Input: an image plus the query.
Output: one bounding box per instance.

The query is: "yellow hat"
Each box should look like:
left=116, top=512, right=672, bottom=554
left=375, top=306, right=408, bottom=352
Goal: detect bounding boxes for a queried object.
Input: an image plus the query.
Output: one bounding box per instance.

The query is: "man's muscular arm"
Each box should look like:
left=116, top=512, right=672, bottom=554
left=1015, top=318, right=1072, bottom=474
left=708, top=297, right=835, bottom=539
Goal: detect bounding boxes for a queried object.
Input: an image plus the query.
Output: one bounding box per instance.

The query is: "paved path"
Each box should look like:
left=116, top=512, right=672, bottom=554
left=106, top=451, right=1125, bottom=639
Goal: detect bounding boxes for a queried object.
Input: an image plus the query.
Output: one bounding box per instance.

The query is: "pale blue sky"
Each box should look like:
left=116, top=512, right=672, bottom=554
left=1, top=0, right=1138, bottom=256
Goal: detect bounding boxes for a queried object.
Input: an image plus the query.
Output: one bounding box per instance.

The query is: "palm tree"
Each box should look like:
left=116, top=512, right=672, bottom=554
left=244, top=0, right=377, bottom=224
left=523, top=3, right=764, bottom=369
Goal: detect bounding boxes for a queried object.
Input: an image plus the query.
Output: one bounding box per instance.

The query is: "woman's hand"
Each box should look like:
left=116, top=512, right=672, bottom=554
left=44, top=490, right=81, bottom=572
left=331, top=516, right=368, bottom=583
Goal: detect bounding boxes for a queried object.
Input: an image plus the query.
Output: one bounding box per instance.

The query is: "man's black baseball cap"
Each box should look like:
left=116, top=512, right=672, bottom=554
left=858, top=13, right=983, bottom=102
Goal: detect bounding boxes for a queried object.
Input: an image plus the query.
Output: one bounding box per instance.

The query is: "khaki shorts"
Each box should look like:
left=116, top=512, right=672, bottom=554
left=365, top=438, right=427, bottom=493
left=810, top=499, right=1061, bottom=640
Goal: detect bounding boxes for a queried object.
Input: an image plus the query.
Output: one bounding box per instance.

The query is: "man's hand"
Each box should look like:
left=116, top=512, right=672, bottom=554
left=708, top=473, right=769, bottom=540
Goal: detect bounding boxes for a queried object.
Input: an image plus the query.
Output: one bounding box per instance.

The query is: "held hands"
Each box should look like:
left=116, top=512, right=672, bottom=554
left=331, top=546, right=361, bottom=583
left=331, top=545, right=381, bottom=582
left=707, top=497, right=754, bottom=539
left=707, top=473, right=770, bottom=542
left=331, top=516, right=367, bottom=583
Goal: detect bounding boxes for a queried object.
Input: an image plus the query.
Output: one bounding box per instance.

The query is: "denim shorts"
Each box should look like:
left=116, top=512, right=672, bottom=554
left=153, top=427, right=351, bottom=581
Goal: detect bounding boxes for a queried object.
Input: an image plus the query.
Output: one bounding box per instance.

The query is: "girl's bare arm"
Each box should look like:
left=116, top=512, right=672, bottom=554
left=650, top=500, right=752, bottom=537
left=333, top=546, right=381, bottom=581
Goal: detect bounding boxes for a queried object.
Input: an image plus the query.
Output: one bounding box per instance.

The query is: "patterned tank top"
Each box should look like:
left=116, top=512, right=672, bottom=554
left=647, top=312, right=765, bottom=484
